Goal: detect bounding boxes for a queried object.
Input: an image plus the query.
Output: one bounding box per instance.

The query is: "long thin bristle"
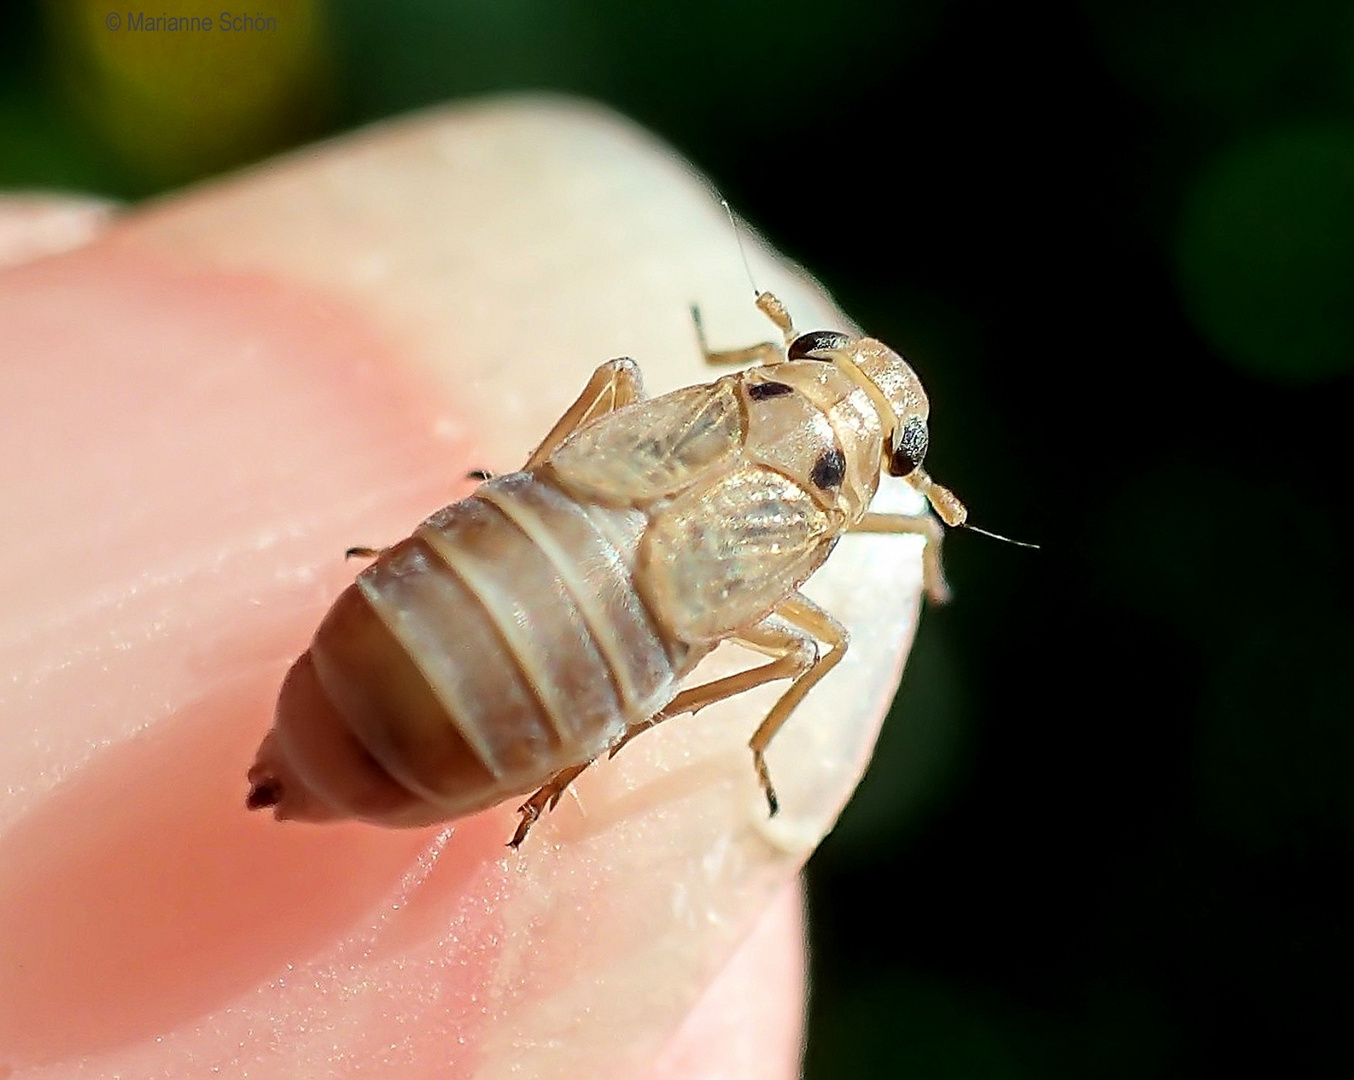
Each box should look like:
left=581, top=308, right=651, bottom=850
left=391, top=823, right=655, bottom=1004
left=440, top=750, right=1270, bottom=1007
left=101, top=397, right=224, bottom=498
left=961, top=523, right=1040, bottom=550
left=720, top=197, right=761, bottom=299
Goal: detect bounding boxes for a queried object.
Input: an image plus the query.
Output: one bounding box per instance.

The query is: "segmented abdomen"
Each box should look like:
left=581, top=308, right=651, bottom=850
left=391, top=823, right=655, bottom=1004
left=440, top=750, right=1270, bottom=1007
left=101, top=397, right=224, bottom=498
left=279, top=471, right=685, bottom=825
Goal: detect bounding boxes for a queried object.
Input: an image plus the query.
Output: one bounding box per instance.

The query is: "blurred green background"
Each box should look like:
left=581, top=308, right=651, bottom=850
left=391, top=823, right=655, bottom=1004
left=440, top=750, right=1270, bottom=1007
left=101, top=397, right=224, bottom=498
left=4, top=0, right=1353, bottom=1075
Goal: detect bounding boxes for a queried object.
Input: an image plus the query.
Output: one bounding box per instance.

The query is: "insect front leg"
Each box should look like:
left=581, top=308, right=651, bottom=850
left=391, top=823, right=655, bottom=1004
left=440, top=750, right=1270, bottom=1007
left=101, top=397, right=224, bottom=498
left=522, top=357, right=644, bottom=468
left=692, top=305, right=780, bottom=368
left=852, top=511, right=951, bottom=605
left=693, top=290, right=799, bottom=368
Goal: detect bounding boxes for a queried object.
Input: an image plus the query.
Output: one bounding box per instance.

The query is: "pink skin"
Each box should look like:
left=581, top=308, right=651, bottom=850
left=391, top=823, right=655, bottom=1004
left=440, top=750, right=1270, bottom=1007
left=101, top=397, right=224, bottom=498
left=0, top=99, right=928, bottom=1078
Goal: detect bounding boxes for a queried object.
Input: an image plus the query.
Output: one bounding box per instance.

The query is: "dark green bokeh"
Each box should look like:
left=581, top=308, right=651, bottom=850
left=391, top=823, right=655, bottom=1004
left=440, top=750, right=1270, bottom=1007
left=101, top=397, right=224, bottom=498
left=0, top=2, right=124, bottom=192
left=1103, top=466, right=1354, bottom=853
left=1081, top=0, right=1341, bottom=120
left=1177, top=124, right=1354, bottom=382
left=825, top=625, right=970, bottom=853
left=328, top=0, right=946, bottom=140
left=4, top=1, right=1352, bottom=1076
left=804, top=974, right=1056, bottom=1079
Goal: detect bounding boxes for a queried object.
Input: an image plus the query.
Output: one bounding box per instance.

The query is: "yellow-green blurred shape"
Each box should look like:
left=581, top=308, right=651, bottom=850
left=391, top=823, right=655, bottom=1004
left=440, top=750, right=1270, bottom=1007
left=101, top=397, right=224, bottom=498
left=1176, top=124, right=1354, bottom=383
left=46, top=0, right=330, bottom=187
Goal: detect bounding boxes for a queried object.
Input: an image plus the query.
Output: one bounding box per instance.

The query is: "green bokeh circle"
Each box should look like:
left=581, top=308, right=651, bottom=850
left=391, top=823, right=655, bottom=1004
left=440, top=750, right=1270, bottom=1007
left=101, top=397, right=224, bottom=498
left=1176, top=124, right=1354, bottom=383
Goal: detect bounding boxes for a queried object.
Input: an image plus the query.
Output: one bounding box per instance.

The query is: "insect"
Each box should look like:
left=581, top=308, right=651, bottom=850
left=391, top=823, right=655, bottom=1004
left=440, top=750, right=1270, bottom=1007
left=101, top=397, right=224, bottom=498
left=246, top=289, right=989, bottom=846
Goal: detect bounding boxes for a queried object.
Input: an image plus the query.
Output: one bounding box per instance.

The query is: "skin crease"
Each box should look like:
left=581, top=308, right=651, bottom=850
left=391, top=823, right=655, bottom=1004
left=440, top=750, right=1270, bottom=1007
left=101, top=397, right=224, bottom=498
left=0, top=98, right=930, bottom=1078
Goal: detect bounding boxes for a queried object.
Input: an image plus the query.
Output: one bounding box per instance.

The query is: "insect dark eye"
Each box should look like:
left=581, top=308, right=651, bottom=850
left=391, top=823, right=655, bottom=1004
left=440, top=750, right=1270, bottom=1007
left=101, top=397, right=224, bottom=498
left=788, top=330, right=851, bottom=361
left=888, top=417, right=929, bottom=476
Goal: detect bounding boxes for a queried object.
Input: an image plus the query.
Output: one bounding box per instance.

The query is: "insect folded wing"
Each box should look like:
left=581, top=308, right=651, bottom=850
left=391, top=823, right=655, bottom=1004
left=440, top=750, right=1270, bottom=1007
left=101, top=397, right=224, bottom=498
left=548, top=381, right=745, bottom=505
left=641, top=465, right=836, bottom=644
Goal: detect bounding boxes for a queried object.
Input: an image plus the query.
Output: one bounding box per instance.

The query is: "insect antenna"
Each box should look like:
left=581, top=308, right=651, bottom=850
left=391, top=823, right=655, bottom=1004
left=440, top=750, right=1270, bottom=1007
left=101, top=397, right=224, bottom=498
left=715, top=196, right=800, bottom=346
left=959, top=523, right=1040, bottom=550
left=720, top=197, right=762, bottom=300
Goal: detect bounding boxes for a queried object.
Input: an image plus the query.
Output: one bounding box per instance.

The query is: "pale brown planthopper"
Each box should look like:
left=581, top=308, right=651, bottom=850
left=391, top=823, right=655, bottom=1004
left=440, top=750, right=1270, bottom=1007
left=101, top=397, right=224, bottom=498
left=246, top=289, right=1026, bottom=846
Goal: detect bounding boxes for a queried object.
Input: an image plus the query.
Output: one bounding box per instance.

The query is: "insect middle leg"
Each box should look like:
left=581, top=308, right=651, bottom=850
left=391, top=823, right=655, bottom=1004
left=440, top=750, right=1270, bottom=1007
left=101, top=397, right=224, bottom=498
left=744, top=594, right=848, bottom=815
left=512, top=594, right=845, bottom=844
left=523, top=357, right=644, bottom=469
left=853, top=511, right=951, bottom=605
left=609, top=591, right=848, bottom=816
left=511, top=592, right=846, bottom=845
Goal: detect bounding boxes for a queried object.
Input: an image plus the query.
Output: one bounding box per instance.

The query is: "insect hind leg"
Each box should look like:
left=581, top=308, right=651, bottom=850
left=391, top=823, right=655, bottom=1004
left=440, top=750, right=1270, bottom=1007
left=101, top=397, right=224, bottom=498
left=510, top=760, right=591, bottom=848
